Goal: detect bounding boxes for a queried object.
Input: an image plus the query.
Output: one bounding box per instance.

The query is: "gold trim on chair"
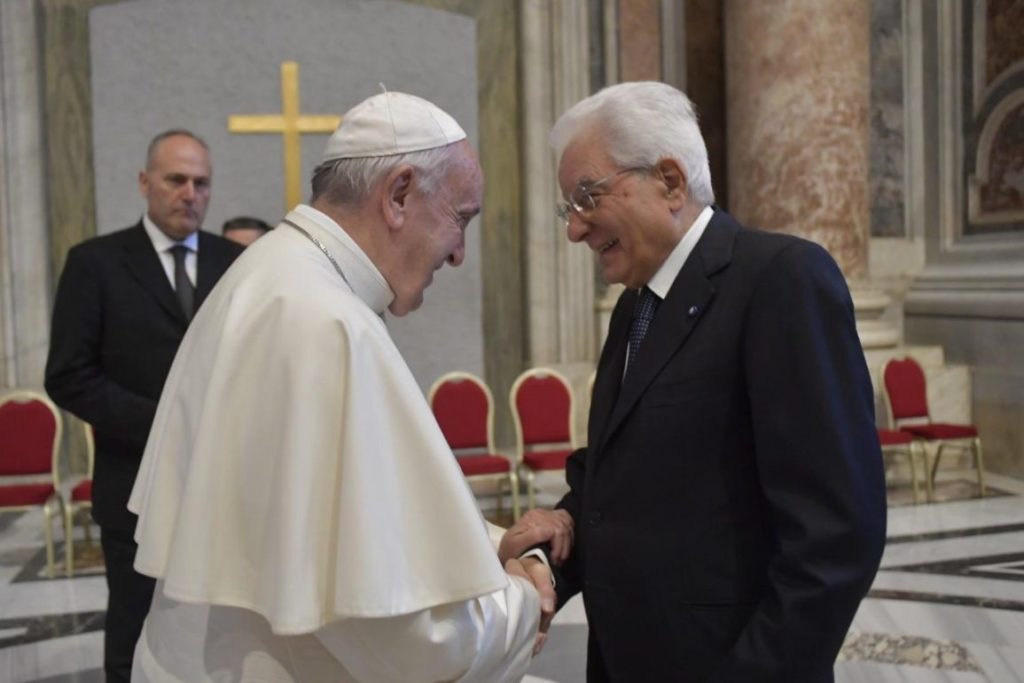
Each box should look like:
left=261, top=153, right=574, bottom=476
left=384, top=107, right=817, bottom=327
left=429, top=371, right=520, bottom=521
left=64, top=421, right=95, bottom=577
left=882, top=357, right=986, bottom=500
left=0, top=389, right=66, bottom=578
left=509, top=367, right=576, bottom=511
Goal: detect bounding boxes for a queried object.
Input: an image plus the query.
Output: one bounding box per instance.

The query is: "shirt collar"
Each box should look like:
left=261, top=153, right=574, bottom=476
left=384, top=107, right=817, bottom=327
left=645, top=205, right=714, bottom=300
left=289, top=204, right=395, bottom=316
left=142, top=214, right=199, bottom=253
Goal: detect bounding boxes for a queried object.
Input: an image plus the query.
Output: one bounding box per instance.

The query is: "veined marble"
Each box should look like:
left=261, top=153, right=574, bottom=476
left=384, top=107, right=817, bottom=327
left=2, top=472, right=1024, bottom=682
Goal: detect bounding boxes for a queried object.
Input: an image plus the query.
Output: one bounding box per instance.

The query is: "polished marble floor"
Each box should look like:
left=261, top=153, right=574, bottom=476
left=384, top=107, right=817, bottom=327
left=2, top=470, right=1023, bottom=682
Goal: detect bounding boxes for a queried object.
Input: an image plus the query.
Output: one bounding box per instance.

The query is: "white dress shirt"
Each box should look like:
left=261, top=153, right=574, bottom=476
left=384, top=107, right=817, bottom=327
left=142, top=214, right=198, bottom=287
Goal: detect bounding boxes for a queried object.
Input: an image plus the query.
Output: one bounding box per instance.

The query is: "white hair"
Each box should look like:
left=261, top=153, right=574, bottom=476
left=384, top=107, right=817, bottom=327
left=550, top=81, right=715, bottom=205
left=309, top=144, right=456, bottom=206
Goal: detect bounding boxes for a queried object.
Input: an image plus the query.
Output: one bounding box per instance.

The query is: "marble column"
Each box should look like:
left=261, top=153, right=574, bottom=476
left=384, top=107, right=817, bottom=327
left=520, top=0, right=596, bottom=367
left=725, top=0, right=870, bottom=279
left=1, top=0, right=53, bottom=389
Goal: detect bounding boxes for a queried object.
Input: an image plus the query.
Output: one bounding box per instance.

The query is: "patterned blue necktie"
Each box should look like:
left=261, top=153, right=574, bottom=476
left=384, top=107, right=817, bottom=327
left=626, top=287, right=660, bottom=375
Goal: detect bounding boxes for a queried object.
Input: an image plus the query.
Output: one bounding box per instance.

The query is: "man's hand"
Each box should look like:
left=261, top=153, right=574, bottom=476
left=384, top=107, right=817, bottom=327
left=498, top=508, right=575, bottom=566
left=505, top=556, right=555, bottom=655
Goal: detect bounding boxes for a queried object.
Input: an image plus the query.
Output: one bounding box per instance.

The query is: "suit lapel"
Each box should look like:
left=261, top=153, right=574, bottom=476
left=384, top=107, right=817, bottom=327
left=120, top=222, right=188, bottom=326
left=593, top=212, right=738, bottom=454
left=587, top=291, right=631, bottom=447
left=195, top=232, right=221, bottom=309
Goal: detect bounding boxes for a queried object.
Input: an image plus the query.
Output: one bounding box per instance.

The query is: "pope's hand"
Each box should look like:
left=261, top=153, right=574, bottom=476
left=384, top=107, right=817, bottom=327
left=504, top=556, right=555, bottom=655
left=498, top=508, right=575, bottom=566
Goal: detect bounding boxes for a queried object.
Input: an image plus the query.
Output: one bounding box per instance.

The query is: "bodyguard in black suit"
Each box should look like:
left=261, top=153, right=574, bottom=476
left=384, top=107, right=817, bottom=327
left=45, top=130, right=242, bottom=682
left=501, top=82, right=886, bottom=681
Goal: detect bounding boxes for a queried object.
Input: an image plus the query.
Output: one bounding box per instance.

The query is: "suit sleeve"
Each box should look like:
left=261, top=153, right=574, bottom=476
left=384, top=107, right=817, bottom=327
left=710, top=241, right=886, bottom=681
left=313, top=576, right=540, bottom=682
left=45, top=246, right=157, bottom=451
left=548, top=447, right=586, bottom=607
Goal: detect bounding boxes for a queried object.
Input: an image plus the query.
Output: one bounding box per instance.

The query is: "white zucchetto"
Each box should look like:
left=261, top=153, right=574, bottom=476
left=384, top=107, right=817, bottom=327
left=321, top=91, right=466, bottom=161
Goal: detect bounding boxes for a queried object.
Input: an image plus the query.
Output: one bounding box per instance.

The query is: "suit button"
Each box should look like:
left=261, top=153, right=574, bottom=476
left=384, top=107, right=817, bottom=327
left=589, top=511, right=602, bottom=526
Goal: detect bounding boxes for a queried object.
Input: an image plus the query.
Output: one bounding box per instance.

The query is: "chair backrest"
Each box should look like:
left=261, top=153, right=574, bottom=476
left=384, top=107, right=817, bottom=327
left=428, top=372, right=494, bottom=453
left=0, top=390, right=63, bottom=478
left=510, top=367, right=575, bottom=451
left=883, top=357, right=930, bottom=422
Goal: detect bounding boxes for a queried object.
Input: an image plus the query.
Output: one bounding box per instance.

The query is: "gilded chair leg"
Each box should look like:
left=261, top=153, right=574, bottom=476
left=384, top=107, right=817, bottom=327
left=495, top=478, right=505, bottom=517
left=930, top=442, right=946, bottom=493
left=65, top=507, right=74, bottom=578
left=905, top=447, right=920, bottom=504
left=973, top=438, right=986, bottom=497
left=509, top=470, right=521, bottom=521
left=44, top=504, right=55, bottom=579
left=916, top=442, right=933, bottom=502
left=527, top=471, right=536, bottom=511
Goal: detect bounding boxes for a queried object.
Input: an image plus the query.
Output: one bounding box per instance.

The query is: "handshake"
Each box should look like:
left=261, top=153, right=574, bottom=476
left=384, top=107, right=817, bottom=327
left=496, top=509, right=576, bottom=656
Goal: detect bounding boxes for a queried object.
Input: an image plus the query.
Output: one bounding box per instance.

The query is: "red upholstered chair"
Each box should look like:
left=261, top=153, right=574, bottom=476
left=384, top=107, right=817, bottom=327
left=877, top=428, right=926, bottom=504
left=510, top=367, right=575, bottom=510
left=0, top=390, right=65, bottom=578
left=429, top=372, right=520, bottom=520
left=883, top=357, right=986, bottom=497
left=64, top=421, right=95, bottom=577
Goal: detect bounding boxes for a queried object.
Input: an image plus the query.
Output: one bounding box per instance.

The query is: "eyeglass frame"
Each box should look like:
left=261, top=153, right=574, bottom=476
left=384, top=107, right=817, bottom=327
left=555, top=166, right=650, bottom=224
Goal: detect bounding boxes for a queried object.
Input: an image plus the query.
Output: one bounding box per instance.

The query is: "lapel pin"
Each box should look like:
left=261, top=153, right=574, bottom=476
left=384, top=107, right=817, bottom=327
left=688, top=305, right=700, bottom=318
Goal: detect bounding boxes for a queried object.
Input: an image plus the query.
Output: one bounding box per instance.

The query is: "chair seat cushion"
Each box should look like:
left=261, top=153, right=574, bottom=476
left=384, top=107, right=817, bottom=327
left=878, top=429, right=914, bottom=446
left=458, top=455, right=511, bottom=476
left=901, top=423, right=978, bottom=440
left=71, top=479, right=92, bottom=502
left=523, top=449, right=572, bottom=471
left=0, top=483, right=55, bottom=506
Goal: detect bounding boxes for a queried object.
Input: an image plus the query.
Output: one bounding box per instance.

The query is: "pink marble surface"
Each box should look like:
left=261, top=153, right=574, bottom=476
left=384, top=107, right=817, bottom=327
left=725, top=0, right=870, bottom=278
left=618, top=0, right=661, bottom=82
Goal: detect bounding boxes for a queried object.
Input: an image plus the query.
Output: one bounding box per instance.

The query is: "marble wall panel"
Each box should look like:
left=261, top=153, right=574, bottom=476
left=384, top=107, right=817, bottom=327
left=964, top=0, right=1024, bottom=235
left=977, top=101, right=1024, bottom=215
left=725, top=0, right=870, bottom=278
left=684, top=0, right=728, bottom=210
left=985, top=0, right=1024, bottom=86
left=870, top=0, right=906, bottom=238
left=617, top=0, right=661, bottom=82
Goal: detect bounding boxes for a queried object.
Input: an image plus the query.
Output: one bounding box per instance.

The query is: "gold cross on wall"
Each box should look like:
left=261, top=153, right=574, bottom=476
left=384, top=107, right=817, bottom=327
left=228, top=61, right=341, bottom=210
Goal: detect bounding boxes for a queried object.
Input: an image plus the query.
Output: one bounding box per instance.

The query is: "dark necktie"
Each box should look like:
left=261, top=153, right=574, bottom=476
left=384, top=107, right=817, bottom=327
left=169, top=245, right=195, bottom=321
left=626, top=286, right=660, bottom=375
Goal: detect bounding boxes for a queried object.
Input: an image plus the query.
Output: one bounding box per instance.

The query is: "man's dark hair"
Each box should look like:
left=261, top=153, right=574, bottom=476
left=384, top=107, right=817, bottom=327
left=222, top=216, right=272, bottom=235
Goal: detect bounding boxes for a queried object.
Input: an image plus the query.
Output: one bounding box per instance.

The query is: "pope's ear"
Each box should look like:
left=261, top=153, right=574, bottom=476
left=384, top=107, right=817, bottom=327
left=381, top=165, right=415, bottom=229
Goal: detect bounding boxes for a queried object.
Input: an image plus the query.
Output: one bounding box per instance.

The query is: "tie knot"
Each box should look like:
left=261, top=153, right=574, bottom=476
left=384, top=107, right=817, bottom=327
left=634, top=287, right=659, bottom=321
left=169, top=245, right=190, bottom=263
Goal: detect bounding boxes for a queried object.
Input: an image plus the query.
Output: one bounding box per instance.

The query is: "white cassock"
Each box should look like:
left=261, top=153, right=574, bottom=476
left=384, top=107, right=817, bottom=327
left=127, top=204, right=539, bottom=682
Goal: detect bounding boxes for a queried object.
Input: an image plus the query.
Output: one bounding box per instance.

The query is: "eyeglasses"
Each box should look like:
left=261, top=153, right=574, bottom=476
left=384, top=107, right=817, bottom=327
left=556, top=166, right=649, bottom=224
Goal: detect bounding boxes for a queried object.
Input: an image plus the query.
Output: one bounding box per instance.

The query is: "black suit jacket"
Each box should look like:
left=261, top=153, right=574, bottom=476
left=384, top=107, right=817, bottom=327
left=45, top=222, right=243, bottom=534
left=552, top=210, right=886, bottom=682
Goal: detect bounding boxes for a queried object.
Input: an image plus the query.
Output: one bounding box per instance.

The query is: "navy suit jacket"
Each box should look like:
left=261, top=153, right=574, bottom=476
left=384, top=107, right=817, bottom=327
left=45, top=223, right=243, bottom=533
left=552, top=209, right=886, bottom=682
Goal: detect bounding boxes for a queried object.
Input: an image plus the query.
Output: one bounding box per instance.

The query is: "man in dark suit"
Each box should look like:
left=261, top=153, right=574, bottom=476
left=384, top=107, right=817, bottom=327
left=501, top=82, right=886, bottom=681
left=45, top=130, right=243, bottom=682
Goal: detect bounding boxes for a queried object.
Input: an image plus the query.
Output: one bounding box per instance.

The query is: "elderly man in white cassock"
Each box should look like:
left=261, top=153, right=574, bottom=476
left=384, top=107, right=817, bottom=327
left=127, top=91, right=554, bottom=682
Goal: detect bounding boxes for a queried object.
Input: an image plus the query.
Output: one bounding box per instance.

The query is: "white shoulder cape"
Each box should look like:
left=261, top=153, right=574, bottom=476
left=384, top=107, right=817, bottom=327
left=128, top=208, right=507, bottom=635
